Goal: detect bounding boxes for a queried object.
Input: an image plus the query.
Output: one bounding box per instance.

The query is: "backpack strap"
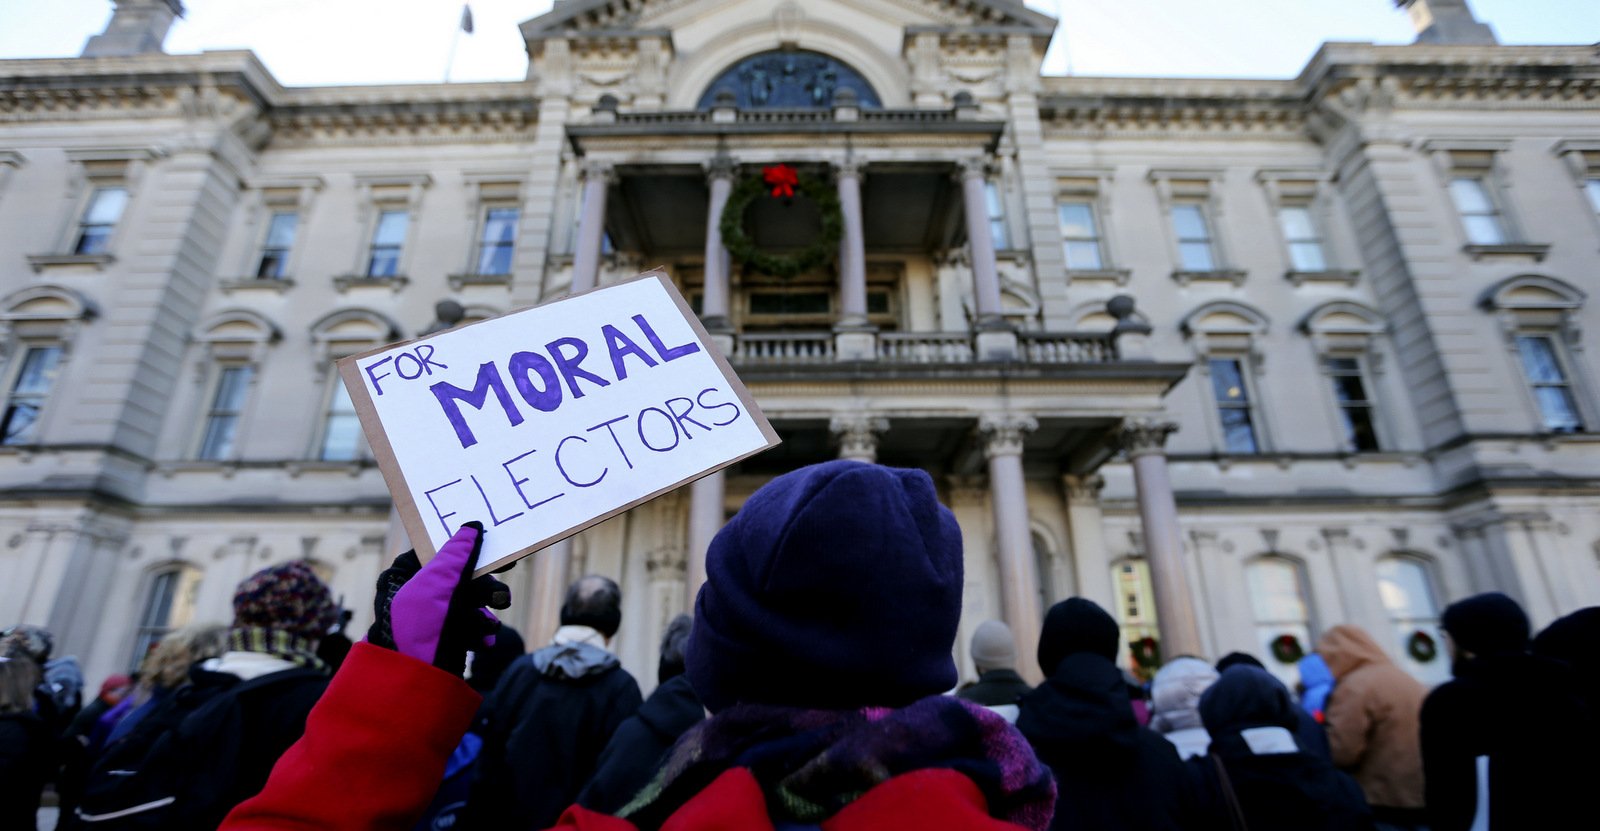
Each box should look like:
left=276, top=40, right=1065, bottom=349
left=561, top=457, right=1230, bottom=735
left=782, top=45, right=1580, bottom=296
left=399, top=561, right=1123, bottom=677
left=1211, top=754, right=1250, bottom=831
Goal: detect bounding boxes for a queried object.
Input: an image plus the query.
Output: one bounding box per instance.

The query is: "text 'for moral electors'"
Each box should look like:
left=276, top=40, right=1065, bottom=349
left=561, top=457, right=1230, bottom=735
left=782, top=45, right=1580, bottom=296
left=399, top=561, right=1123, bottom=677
left=360, top=312, right=745, bottom=536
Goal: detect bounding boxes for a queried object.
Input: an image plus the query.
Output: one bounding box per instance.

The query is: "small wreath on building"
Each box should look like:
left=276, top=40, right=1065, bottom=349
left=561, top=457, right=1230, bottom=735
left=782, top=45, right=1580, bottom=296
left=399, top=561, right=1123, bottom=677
left=1271, top=633, right=1305, bottom=665
left=1407, top=630, right=1438, bottom=664
left=1130, top=635, right=1162, bottom=670
left=719, top=164, right=844, bottom=279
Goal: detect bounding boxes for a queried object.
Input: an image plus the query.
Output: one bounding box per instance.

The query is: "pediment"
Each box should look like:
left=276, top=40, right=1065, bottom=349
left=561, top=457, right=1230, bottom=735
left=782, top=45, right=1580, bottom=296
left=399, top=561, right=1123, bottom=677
left=521, top=0, right=1054, bottom=37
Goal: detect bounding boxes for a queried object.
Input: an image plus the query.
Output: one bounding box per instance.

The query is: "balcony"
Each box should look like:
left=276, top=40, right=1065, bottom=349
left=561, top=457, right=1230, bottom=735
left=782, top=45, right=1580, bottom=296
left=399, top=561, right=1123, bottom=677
left=726, top=330, right=1122, bottom=367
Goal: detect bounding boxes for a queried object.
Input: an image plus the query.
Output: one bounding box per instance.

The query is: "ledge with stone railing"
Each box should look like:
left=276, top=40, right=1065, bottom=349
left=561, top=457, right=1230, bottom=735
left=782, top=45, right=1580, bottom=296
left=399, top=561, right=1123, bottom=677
left=877, top=332, right=976, bottom=363
left=727, top=331, right=1123, bottom=365
left=733, top=332, right=836, bottom=364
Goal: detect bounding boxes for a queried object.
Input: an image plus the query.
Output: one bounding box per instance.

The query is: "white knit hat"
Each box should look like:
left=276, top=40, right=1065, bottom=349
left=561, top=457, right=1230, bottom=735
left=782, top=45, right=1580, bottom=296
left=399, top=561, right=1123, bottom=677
left=970, top=620, right=1017, bottom=672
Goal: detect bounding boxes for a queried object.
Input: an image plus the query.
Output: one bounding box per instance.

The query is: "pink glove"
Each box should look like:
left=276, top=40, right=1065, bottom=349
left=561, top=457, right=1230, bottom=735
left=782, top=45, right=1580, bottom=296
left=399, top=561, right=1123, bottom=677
left=369, top=521, right=511, bottom=676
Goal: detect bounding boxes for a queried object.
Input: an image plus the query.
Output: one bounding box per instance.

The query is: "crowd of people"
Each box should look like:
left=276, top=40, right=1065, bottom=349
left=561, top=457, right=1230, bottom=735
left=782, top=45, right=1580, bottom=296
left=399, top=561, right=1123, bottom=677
left=1, top=460, right=1597, bottom=830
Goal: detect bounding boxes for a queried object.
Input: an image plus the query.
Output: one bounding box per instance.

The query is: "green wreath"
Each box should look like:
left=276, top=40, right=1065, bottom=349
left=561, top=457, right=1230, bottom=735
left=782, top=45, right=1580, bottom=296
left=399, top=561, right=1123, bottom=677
left=1271, top=633, right=1305, bottom=665
left=719, top=165, right=844, bottom=279
left=1407, top=630, right=1438, bottom=664
left=1130, top=635, right=1162, bottom=670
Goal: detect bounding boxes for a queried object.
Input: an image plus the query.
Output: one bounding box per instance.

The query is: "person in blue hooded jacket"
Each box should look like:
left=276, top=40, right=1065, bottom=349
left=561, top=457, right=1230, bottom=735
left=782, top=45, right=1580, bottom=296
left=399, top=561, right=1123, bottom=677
left=1186, top=665, right=1373, bottom=831
left=1298, top=654, right=1335, bottom=723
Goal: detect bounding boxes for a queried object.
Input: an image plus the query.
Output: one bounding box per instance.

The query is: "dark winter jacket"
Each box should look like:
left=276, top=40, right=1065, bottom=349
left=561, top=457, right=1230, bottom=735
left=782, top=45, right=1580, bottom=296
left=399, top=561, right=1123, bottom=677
left=577, top=673, right=705, bottom=815
left=1421, top=651, right=1597, bottom=831
left=1, top=711, right=51, bottom=831
left=467, top=635, right=643, bottom=829
left=957, top=669, right=1034, bottom=708
left=72, top=661, right=327, bottom=830
left=1017, top=651, right=1190, bottom=831
left=1186, top=666, right=1372, bottom=831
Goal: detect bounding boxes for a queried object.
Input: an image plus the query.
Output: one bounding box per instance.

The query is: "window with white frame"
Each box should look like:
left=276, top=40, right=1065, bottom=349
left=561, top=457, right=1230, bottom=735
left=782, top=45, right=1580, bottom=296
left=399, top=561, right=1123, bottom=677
left=1449, top=177, right=1507, bottom=245
left=1058, top=201, right=1104, bottom=270
left=1111, top=559, right=1159, bottom=663
left=197, top=365, right=253, bottom=460
left=475, top=207, right=519, bottom=276
left=1585, top=177, right=1600, bottom=217
left=1, top=345, right=62, bottom=445
left=1278, top=205, right=1329, bottom=272
left=255, top=212, right=300, bottom=278
left=1326, top=356, right=1380, bottom=452
left=367, top=210, right=409, bottom=278
left=1172, top=203, right=1217, bottom=271
left=1375, top=557, right=1449, bottom=685
left=1516, top=334, right=1583, bottom=432
left=1209, top=357, right=1260, bottom=454
left=319, top=376, right=363, bottom=461
left=1246, top=557, right=1313, bottom=687
left=984, top=181, right=1010, bottom=250
left=73, top=187, right=130, bottom=255
left=130, top=565, right=201, bottom=670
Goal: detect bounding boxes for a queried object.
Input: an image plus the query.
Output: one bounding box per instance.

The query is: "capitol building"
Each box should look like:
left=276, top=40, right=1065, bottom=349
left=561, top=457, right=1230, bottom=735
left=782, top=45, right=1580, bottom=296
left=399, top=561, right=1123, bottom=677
left=1, top=0, right=1597, bottom=691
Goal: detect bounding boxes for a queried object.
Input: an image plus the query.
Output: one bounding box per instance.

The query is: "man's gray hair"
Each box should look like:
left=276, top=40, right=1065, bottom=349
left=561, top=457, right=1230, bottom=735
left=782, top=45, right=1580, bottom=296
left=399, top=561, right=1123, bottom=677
left=560, top=574, right=623, bottom=638
left=660, top=614, right=692, bottom=666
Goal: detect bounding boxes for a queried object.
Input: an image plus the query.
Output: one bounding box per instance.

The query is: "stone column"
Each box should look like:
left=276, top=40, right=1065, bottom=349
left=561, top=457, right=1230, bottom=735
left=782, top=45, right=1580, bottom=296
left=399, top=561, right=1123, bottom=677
left=830, top=414, right=888, bottom=463
left=1119, top=417, right=1204, bottom=658
left=571, top=160, right=614, bottom=294
left=524, top=539, right=571, bottom=646
left=959, top=157, right=1016, bottom=360
left=1063, top=474, right=1114, bottom=611
left=686, top=470, right=725, bottom=606
left=702, top=153, right=736, bottom=350
left=979, top=414, right=1043, bottom=682
left=834, top=157, right=876, bottom=360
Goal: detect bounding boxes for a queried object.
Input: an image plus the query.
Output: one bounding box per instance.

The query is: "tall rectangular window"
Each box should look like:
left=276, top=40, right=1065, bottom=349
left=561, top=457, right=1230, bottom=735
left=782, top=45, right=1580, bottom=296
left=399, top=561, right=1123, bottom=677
left=130, top=566, right=200, bottom=670
left=985, top=182, right=1009, bottom=250
left=198, top=366, right=253, bottom=460
left=1058, top=202, right=1103, bottom=270
left=1327, top=357, right=1379, bottom=452
left=1, top=346, right=62, bottom=446
left=1209, top=358, right=1258, bottom=453
left=1516, top=335, right=1583, bottom=432
left=1586, top=178, right=1600, bottom=217
left=319, top=378, right=362, bottom=461
left=255, top=212, right=299, bottom=278
left=1172, top=204, right=1216, bottom=271
left=476, top=207, right=519, bottom=276
left=1278, top=205, right=1328, bottom=271
left=73, top=187, right=130, bottom=255
left=366, top=210, right=409, bottom=277
left=1450, top=177, right=1507, bottom=245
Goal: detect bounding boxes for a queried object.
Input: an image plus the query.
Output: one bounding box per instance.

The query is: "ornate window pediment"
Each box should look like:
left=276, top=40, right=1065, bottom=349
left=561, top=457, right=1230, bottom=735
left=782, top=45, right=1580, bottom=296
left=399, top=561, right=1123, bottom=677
left=310, top=308, right=402, bottom=377
left=195, top=309, right=279, bottom=366
left=0, top=284, right=97, bottom=359
left=698, top=50, right=881, bottom=110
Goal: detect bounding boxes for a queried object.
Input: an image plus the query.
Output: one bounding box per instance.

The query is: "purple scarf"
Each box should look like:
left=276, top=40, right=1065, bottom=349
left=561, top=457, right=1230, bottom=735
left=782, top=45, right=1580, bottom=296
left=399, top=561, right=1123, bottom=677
left=620, top=694, right=1056, bottom=830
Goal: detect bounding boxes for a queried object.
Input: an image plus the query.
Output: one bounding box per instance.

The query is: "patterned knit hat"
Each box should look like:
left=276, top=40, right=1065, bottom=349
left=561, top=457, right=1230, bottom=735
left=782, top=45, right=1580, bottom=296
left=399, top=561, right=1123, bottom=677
left=232, top=561, right=338, bottom=640
left=1, top=624, right=54, bottom=663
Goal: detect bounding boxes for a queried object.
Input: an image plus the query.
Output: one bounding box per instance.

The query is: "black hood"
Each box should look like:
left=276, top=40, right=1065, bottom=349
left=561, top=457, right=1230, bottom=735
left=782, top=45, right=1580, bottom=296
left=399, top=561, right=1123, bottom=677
left=1199, top=666, right=1300, bottom=739
left=635, top=673, right=704, bottom=742
left=1017, top=651, right=1139, bottom=762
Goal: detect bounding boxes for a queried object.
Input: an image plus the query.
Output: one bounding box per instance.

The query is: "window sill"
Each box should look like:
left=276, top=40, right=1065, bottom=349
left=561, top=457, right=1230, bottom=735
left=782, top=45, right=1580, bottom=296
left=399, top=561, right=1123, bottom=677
left=28, top=253, right=114, bottom=273
left=285, top=460, right=372, bottom=478
left=1464, top=243, right=1549, bottom=262
left=219, top=277, right=295, bottom=294
left=448, top=272, right=512, bottom=290
left=1065, top=269, right=1131, bottom=285
left=333, top=274, right=409, bottom=293
left=1172, top=269, right=1246, bottom=286
left=1286, top=269, right=1360, bottom=287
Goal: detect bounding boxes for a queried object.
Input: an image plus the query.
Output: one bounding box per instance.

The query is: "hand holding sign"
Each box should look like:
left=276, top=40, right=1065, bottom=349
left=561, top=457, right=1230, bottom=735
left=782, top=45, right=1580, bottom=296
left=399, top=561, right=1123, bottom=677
left=339, top=272, right=779, bottom=575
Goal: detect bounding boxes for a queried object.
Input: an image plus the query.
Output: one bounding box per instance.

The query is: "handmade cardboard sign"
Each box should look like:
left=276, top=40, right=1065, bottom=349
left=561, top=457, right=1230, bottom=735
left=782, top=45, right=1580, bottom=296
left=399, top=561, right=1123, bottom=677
left=338, top=271, right=780, bottom=575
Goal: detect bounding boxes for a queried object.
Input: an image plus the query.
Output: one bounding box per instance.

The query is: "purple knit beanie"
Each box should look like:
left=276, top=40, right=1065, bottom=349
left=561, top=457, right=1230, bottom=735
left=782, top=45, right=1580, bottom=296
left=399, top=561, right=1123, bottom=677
left=686, top=460, right=963, bottom=712
left=232, top=561, right=338, bottom=640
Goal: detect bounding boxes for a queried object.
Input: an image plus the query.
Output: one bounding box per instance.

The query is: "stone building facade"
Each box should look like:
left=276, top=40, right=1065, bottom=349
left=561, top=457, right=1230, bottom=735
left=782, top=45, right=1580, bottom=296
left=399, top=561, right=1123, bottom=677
left=1, top=0, right=1597, bottom=691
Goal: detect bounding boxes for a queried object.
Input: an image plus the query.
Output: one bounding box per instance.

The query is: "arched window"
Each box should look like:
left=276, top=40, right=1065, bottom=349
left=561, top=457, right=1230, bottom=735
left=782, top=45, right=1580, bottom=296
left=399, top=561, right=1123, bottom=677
left=1376, top=556, right=1449, bottom=685
left=1245, top=557, right=1313, bottom=687
left=131, top=564, right=203, bottom=670
left=698, top=50, right=881, bottom=109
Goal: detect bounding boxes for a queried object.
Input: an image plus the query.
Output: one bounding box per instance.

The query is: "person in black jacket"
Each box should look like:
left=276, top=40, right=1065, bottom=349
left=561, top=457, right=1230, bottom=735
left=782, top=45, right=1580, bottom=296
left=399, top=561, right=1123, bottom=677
left=1213, top=650, right=1332, bottom=760
left=1421, top=592, right=1595, bottom=831
left=578, top=613, right=703, bottom=814
left=1, top=653, right=51, bottom=831
left=956, top=620, right=1033, bottom=721
left=1186, top=665, right=1372, bottom=831
left=1017, top=597, right=1191, bottom=831
left=467, top=574, right=643, bottom=829
left=1532, top=606, right=1600, bottom=706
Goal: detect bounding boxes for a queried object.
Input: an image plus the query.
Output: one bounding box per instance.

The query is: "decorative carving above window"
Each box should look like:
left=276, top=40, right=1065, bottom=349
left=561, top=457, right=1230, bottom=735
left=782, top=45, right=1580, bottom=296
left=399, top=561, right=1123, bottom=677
left=698, top=51, right=881, bottom=110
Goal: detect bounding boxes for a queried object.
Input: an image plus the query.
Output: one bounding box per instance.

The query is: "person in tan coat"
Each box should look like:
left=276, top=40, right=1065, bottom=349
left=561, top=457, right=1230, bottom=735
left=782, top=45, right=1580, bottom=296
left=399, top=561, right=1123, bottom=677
left=1317, top=624, right=1428, bottom=831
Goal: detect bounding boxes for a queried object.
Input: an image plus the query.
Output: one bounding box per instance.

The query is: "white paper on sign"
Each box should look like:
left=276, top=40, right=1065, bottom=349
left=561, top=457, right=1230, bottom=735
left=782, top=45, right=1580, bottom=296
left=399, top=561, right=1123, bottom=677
left=341, top=273, right=777, bottom=573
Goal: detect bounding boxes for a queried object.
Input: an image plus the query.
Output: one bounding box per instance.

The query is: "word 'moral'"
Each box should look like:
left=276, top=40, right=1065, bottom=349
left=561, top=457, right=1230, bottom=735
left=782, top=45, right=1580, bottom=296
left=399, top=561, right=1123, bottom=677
left=364, top=313, right=701, bottom=449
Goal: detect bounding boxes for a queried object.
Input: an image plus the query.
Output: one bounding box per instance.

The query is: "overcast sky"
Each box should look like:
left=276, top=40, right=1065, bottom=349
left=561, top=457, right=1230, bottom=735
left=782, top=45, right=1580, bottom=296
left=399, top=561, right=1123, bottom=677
left=1, top=0, right=1595, bottom=87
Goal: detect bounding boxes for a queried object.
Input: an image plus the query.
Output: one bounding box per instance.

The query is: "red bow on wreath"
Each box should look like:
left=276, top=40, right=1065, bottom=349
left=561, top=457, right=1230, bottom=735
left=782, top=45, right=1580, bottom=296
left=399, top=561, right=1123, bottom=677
left=763, top=165, right=799, bottom=198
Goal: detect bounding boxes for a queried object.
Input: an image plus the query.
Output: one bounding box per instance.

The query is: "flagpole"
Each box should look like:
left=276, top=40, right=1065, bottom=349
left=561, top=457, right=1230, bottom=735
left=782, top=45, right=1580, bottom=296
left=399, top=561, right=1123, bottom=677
left=444, top=24, right=462, bottom=83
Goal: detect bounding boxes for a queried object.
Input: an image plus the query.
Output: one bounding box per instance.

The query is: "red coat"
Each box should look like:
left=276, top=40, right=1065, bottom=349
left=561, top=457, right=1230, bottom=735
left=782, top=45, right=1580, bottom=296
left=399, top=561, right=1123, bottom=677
left=222, top=643, right=1035, bottom=831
